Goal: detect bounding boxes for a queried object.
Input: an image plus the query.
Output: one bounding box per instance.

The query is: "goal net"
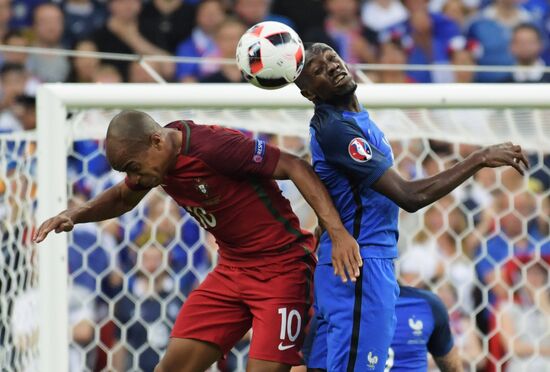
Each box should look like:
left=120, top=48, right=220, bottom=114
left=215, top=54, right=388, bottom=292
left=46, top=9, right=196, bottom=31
left=1, top=83, right=549, bottom=372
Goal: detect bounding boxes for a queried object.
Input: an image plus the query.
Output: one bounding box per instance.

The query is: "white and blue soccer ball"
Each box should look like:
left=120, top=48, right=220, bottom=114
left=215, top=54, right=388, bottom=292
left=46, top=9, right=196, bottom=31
left=236, top=21, right=305, bottom=90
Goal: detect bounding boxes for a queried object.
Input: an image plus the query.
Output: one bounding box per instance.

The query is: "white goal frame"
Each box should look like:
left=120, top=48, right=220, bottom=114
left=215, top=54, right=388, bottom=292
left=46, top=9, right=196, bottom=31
left=36, top=83, right=550, bottom=372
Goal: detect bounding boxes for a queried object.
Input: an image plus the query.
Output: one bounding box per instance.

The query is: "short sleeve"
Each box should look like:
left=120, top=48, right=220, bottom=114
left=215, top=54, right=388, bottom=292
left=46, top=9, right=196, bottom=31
left=197, top=126, right=280, bottom=178
left=426, top=293, right=454, bottom=357
left=316, top=119, right=391, bottom=186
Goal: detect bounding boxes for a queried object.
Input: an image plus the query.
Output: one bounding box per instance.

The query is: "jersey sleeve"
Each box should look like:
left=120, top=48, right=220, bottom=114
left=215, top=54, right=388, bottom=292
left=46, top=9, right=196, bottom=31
left=197, top=126, right=280, bottom=178
left=426, top=293, right=454, bottom=357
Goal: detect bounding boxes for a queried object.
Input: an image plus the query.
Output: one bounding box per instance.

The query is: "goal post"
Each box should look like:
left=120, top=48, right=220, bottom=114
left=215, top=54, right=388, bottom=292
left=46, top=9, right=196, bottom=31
left=29, top=83, right=550, bottom=371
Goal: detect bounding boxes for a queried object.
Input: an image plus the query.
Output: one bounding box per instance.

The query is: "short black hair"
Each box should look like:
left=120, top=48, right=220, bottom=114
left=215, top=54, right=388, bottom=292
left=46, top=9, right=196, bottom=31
left=513, top=23, right=542, bottom=40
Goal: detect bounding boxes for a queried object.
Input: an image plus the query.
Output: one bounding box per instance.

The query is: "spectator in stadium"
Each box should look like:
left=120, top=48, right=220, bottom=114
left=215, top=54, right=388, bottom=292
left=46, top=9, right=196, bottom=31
left=9, top=0, right=45, bottom=30
left=67, top=39, right=100, bottom=83
left=0, top=63, right=29, bottom=132
left=399, top=205, right=447, bottom=287
left=92, top=0, right=173, bottom=82
left=128, top=61, right=162, bottom=83
left=498, top=260, right=550, bottom=371
left=174, top=0, right=226, bottom=83
left=360, top=0, right=408, bottom=33
left=234, top=0, right=294, bottom=29
left=92, top=64, right=123, bottom=83
left=398, top=0, right=462, bottom=83
left=2, top=31, right=30, bottom=67
left=441, top=0, right=471, bottom=31
left=112, top=243, right=184, bottom=371
left=0, top=0, right=12, bottom=46
left=448, top=38, right=477, bottom=83
left=474, top=189, right=538, bottom=304
left=376, top=37, right=416, bottom=83
left=304, top=0, right=377, bottom=64
left=466, top=0, right=532, bottom=82
left=12, top=94, right=36, bottom=131
left=199, top=18, right=248, bottom=83
left=437, top=282, right=486, bottom=370
left=139, top=0, right=197, bottom=54
left=27, top=3, right=70, bottom=83
left=271, top=0, right=326, bottom=36
left=62, top=0, right=107, bottom=48
left=504, top=23, right=550, bottom=83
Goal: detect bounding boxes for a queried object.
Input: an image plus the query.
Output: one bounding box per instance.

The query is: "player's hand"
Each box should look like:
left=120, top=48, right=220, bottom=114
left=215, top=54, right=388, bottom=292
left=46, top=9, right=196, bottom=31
left=32, top=213, right=75, bottom=243
left=331, top=230, right=362, bottom=283
left=476, top=142, right=529, bottom=175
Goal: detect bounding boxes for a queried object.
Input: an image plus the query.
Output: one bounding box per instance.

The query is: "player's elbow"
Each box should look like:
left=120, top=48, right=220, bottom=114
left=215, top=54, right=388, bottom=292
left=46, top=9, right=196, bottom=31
left=275, top=152, right=308, bottom=180
left=399, top=194, right=425, bottom=213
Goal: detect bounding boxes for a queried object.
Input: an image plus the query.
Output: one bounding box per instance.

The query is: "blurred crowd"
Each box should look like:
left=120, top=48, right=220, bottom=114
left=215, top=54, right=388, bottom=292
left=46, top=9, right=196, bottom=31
left=0, top=0, right=549, bottom=371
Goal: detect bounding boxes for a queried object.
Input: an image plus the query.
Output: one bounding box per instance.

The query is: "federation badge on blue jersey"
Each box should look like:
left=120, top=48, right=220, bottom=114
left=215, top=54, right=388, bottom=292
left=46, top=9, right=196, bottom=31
left=253, top=139, right=266, bottom=163
left=348, top=137, right=372, bottom=162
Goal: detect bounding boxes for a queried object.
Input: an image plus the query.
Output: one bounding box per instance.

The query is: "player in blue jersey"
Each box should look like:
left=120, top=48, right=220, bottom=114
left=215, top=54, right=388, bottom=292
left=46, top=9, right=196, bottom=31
left=385, top=286, right=461, bottom=372
left=305, top=285, right=462, bottom=372
left=294, top=42, right=529, bottom=372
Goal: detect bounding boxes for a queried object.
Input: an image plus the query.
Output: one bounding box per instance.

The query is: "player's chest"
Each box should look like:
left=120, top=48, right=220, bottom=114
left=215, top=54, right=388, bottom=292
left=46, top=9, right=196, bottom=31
left=162, top=159, right=226, bottom=208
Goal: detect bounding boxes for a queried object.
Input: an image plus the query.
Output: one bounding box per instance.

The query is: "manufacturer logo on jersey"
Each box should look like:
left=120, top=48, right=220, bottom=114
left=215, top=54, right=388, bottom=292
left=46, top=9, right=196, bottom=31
left=367, top=352, right=379, bottom=370
left=253, top=139, right=266, bottom=163
left=277, top=342, right=295, bottom=351
left=408, top=317, right=424, bottom=336
left=348, top=137, right=372, bottom=163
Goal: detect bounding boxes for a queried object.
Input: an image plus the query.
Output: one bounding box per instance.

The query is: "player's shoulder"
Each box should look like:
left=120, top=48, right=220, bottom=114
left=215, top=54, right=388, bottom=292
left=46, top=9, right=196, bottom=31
left=165, top=120, right=242, bottom=155
left=399, top=286, right=448, bottom=317
left=310, top=104, right=360, bottom=142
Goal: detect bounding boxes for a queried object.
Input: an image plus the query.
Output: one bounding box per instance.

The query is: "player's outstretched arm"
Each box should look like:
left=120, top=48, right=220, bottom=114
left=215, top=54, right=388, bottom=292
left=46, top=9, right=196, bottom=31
left=273, top=151, right=362, bottom=283
left=372, top=142, right=529, bottom=213
left=433, top=346, right=463, bottom=372
left=33, top=181, right=149, bottom=243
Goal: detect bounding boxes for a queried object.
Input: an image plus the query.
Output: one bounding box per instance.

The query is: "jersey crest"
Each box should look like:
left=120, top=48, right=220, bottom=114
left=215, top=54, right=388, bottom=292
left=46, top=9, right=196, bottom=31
left=348, top=137, right=372, bottom=163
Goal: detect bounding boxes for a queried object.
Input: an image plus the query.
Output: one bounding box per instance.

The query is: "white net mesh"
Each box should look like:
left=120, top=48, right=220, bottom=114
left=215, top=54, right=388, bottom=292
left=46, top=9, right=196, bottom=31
left=0, top=132, right=39, bottom=371
left=2, top=105, right=550, bottom=371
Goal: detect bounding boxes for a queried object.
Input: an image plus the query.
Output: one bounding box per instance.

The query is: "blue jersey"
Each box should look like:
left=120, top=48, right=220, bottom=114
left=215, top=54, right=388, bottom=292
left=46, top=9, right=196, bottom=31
left=387, top=286, right=454, bottom=371
left=309, top=103, right=399, bottom=264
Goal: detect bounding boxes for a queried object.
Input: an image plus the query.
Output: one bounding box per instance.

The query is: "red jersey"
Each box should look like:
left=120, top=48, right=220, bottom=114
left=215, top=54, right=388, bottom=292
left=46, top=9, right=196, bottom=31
left=126, top=120, right=314, bottom=267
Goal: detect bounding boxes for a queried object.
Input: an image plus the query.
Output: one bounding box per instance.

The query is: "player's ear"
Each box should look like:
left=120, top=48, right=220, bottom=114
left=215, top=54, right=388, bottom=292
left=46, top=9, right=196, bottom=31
left=300, top=89, right=316, bottom=102
left=150, top=132, right=162, bottom=149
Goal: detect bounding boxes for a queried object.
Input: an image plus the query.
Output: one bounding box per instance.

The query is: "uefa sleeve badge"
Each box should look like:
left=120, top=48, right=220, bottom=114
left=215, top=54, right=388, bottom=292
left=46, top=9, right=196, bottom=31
left=348, top=137, right=372, bottom=163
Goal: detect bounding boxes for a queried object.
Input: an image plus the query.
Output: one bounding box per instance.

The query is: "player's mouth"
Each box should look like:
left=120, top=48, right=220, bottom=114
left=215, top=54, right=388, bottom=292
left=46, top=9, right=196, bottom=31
left=334, top=72, right=347, bottom=85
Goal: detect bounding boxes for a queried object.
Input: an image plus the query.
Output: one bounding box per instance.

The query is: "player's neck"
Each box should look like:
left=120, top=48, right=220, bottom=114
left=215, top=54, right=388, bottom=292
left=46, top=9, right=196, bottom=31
left=326, top=93, right=361, bottom=113
left=165, top=129, right=183, bottom=171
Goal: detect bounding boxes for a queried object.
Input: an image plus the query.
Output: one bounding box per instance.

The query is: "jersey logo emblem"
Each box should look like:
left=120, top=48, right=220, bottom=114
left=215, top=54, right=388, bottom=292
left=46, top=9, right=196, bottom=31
left=348, top=137, right=372, bottom=163
left=277, top=342, right=295, bottom=351
left=253, top=139, right=266, bottom=163
left=194, top=178, right=209, bottom=197
left=367, top=351, right=379, bottom=369
left=408, top=317, right=424, bottom=336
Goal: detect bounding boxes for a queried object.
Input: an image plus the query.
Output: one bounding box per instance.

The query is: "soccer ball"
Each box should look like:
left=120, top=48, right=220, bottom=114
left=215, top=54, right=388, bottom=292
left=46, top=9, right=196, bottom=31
left=236, top=21, right=305, bottom=90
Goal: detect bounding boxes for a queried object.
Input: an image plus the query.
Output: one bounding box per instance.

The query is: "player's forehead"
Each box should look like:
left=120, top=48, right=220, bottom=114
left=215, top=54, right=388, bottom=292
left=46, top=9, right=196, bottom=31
left=305, top=47, right=341, bottom=69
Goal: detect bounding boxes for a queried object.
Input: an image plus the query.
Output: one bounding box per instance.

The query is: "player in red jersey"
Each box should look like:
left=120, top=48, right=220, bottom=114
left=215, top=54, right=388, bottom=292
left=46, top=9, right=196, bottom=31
left=33, top=110, right=362, bottom=372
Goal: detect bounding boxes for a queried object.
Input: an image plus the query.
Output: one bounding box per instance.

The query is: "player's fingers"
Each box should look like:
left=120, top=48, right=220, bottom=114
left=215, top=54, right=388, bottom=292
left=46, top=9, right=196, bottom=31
left=343, top=256, right=357, bottom=282
left=509, top=158, right=524, bottom=175
left=333, top=258, right=348, bottom=283
left=353, top=244, right=363, bottom=268
left=346, top=252, right=360, bottom=279
left=34, top=222, right=53, bottom=243
left=518, top=152, right=529, bottom=169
